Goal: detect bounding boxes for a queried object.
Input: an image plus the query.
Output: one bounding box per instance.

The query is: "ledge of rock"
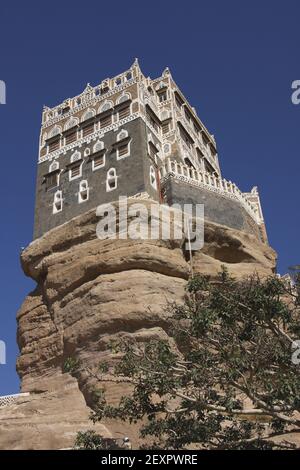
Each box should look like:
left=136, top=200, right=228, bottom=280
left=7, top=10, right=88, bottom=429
left=0, top=199, right=277, bottom=449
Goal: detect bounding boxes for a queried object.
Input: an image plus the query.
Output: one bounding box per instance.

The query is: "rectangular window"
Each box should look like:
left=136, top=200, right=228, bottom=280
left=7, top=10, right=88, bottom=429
left=147, top=112, right=159, bottom=133
left=118, top=106, right=130, bottom=120
left=82, top=123, right=94, bottom=137
left=93, top=153, right=105, bottom=169
left=100, top=114, right=112, bottom=128
left=46, top=173, right=59, bottom=190
left=158, top=91, right=167, bottom=102
left=118, top=143, right=128, bottom=157
left=149, top=141, right=158, bottom=159
left=49, top=138, right=60, bottom=152
left=162, top=121, right=169, bottom=134
left=65, top=130, right=77, bottom=145
left=70, top=163, right=81, bottom=180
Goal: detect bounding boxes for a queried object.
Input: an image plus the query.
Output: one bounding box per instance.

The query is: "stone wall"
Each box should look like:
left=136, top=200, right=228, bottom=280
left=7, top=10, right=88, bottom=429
left=34, top=118, right=159, bottom=239
left=162, top=177, right=264, bottom=242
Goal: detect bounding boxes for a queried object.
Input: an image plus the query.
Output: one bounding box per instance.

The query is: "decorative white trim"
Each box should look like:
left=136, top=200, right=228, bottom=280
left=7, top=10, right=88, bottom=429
left=116, top=129, right=128, bottom=141
left=98, top=100, right=113, bottom=114
left=92, top=152, right=105, bottom=171
left=106, top=168, right=118, bottom=191
left=150, top=165, right=157, bottom=190
left=81, top=108, right=96, bottom=122
left=118, top=102, right=132, bottom=121
left=69, top=161, right=83, bottom=181
left=0, top=393, right=30, bottom=408
left=78, top=180, right=89, bottom=203
left=64, top=117, right=79, bottom=131
left=70, top=150, right=81, bottom=163
left=117, top=92, right=131, bottom=104
left=39, top=113, right=141, bottom=163
left=159, top=159, right=263, bottom=224
left=49, top=160, right=59, bottom=172
left=116, top=139, right=131, bottom=160
left=48, top=125, right=61, bottom=138
left=53, top=190, right=63, bottom=214
left=93, top=140, right=104, bottom=153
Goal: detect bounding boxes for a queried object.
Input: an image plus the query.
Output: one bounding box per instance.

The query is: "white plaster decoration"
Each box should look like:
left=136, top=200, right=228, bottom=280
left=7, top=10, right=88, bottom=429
left=116, top=129, right=128, bottom=142
left=53, top=190, right=63, bottom=214
left=93, top=140, right=104, bottom=153
left=49, top=125, right=61, bottom=138
left=150, top=165, right=157, bottom=190
left=78, top=180, right=89, bottom=203
left=159, top=159, right=262, bottom=224
left=117, top=92, right=131, bottom=104
left=98, top=100, right=113, bottom=113
left=49, top=160, right=59, bottom=172
left=0, top=393, right=30, bottom=408
left=64, top=117, right=79, bottom=130
left=106, top=168, right=118, bottom=191
left=70, top=150, right=81, bottom=163
left=81, top=108, right=95, bottom=122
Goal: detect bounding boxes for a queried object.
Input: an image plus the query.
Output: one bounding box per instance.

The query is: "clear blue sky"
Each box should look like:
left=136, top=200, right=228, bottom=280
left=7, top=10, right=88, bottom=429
left=0, top=0, right=299, bottom=395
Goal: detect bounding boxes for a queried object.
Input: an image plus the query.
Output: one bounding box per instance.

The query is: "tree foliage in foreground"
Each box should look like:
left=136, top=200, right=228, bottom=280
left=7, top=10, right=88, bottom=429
left=78, top=269, right=300, bottom=449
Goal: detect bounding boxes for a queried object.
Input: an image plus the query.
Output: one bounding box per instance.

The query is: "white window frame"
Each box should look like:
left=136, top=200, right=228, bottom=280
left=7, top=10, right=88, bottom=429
left=118, top=103, right=131, bottom=121
left=117, top=140, right=131, bottom=160
left=78, top=180, right=89, bottom=203
left=53, top=190, right=63, bottom=214
left=49, top=160, right=59, bottom=172
left=81, top=108, right=95, bottom=123
left=150, top=165, right=157, bottom=190
left=69, top=161, right=83, bottom=181
left=92, top=152, right=106, bottom=171
left=106, top=168, right=118, bottom=192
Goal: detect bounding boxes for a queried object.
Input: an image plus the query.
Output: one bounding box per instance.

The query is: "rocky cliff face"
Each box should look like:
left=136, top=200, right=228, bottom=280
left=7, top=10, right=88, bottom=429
left=0, top=199, right=277, bottom=449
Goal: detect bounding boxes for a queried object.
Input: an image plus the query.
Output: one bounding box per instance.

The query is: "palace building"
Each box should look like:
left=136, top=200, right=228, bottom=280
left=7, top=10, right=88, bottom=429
left=34, top=59, right=267, bottom=243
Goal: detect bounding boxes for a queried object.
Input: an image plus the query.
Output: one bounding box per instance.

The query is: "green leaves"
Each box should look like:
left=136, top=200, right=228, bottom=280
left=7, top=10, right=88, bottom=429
left=78, top=270, right=300, bottom=450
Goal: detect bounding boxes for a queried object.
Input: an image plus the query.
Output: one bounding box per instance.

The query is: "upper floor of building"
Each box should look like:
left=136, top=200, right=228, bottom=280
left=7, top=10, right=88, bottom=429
left=39, top=59, right=220, bottom=177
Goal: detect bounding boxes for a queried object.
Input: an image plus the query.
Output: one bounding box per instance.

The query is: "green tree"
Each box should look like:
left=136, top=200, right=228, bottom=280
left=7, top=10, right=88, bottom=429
left=78, top=269, right=300, bottom=449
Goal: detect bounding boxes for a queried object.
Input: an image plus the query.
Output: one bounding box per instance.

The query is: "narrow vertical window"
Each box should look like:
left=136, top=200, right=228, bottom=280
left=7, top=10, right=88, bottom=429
left=106, top=168, right=117, bottom=191
left=53, top=191, right=63, bottom=214
left=150, top=166, right=157, bottom=190
left=78, top=180, right=89, bottom=203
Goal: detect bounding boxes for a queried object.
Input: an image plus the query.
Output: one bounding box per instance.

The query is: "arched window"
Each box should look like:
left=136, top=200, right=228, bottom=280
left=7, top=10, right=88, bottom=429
left=46, top=161, right=60, bottom=190
left=93, top=140, right=104, bottom=153
left=117, top=129, right=128, bottom=141
left=64, top=117, right=78, bottom=131
left=106, top=168, right=117, bottom=191
left=70, top=150, right=81, bottom=163
left=117, top=93, right=131, bottom=105
left=163, top=143, right=171, bottom=155
left=78, top=180, right=89, bottom=203
left=49, top=125, right=61, bottom=138
left=150, top=166, right=157, bottom=190
left=116, top=130, right=130, bottom=159
left=69, top=151, right=82, bottom=180
left=49, top=161, right=59, bottom=172
left=99, top=101, right=113, bottom=113
left=81, top=108, right=95, bottom=122
left=53, top=191, right=63, bottom=214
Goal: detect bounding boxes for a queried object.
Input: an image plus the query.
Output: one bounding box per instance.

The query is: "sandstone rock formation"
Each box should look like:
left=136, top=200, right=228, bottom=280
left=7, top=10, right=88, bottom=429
left=0, top=199, right=277, bottom=449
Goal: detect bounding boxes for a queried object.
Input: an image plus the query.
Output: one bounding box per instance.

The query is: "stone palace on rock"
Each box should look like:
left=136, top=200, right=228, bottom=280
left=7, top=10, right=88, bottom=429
left=34, top=59, right=268, bottom=243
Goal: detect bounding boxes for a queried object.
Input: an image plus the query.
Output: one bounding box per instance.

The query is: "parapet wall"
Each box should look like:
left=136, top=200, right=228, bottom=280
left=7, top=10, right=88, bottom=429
left=162, top=176, right=265, bottom=243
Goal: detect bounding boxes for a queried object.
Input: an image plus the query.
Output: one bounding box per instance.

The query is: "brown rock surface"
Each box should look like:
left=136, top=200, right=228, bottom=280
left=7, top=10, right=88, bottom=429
left=0, top=199, right=277, bottom=449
